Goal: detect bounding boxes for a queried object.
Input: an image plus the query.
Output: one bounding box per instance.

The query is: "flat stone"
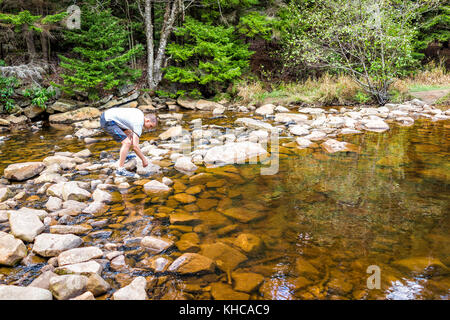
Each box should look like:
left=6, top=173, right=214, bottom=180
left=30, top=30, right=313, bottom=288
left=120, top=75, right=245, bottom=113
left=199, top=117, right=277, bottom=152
left=174, top=193, right=197, bottom=204
left=141, top=236, right=174, bottom=254
left=0, top=285, right=52, bottom=300
left=210, top=282, right=250, bottom=300
left=232, top=272, right=264, bottom=293
left=33, top=233, right=83, bottom=257
left=49, top=107, right=101, bottom=124
left=57, top=246, right=103, bottom=266
left=168, top=253, right=216, bottom=275
left=8, top=209, right=45, bottom=242
left=296, top=257, right=320, bottom=277
left=200, top=242, right=247, bottom=272
left=393, top=257, right=449, bottom=276
left=55, top=260, right=103, bottom=275
left=203, top=142, right=268, bottom=166
left=4, top=162, right=45, bottom=181
left=221, top=207, right=265, bottom=223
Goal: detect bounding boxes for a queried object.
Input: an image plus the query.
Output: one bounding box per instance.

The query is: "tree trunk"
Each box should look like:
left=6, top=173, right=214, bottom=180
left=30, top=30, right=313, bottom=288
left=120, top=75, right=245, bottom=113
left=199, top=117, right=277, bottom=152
left=23, top=24, right=36, bottom=62
left=144, top=0, right=154, bottom=90
left=40, top=33, right=48, bottom=62
left=152, top=0, right=179, bottom=88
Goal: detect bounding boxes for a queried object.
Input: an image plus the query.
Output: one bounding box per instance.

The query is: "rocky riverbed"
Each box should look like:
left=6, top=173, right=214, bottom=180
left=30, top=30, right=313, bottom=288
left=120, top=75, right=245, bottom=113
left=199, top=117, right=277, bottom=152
left=0, top=97, right=449, bottom=300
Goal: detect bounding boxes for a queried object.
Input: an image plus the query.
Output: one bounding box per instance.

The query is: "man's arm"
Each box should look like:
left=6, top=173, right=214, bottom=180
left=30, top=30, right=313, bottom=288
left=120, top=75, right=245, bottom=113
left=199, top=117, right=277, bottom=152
left=129, top=131, right=148, bottom=167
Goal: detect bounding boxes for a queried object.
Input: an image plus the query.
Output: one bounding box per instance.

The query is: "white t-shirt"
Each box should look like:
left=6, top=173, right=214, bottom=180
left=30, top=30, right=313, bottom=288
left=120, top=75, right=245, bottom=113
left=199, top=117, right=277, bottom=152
left=104, top=107, right=144, bottom=136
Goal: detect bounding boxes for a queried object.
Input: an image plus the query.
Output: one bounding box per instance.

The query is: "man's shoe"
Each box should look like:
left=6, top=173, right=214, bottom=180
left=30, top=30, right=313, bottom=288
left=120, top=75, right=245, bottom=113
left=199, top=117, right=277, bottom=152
left=115, top=168, right=138, bottom=178
left=126, top=154, right=136, bottom=161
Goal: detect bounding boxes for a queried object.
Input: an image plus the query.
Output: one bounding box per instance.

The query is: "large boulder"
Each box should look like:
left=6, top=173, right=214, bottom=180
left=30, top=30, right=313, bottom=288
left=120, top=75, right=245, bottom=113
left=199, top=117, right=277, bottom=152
left=23, top=105, right=45, bottom=119
left=177, top=98, right=223, bottom=111
left=0, top=231, right=27, bottom=266
left=0, top=285, right=52, bottom=300
left=47, top=99, right=78, bottom=114
left=3, top=162, right=45, bottom=181
left=112, top=277, right=148, bottom=300
left=49, top=107, right=101, bottom=124
left=33, top=233, right=83, bottom=257
left=8, top=209, right=45, bottom=242
left=203, top=142, right=268, bottom=166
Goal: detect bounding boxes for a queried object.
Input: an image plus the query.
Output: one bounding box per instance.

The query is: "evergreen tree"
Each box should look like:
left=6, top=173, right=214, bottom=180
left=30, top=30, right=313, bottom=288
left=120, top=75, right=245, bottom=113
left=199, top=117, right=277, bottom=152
left=165, top=17, right=253, bottom=97
left=58, top=8, right=143, bottom=101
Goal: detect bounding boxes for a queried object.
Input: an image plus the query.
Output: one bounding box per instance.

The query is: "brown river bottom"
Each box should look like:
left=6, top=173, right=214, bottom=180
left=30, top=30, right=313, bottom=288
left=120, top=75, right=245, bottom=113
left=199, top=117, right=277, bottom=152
left=0, top=113, right=449, bottom=300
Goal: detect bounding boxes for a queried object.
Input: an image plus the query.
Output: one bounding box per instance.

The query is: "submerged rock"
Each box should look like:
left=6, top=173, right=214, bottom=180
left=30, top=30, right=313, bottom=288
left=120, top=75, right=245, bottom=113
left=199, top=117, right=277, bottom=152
left=210, top=282, right=250, bottom=300
left=168, top=253, right=216, bottom=275
left=141, top=236, right=174, bottom=254
left=200, top=242, right=247, bottom=272
left=320, top=139, right=360, bottom=154
left=231, top=272, right=264, bottom=293
left=393, top=257, right=449, bottom=276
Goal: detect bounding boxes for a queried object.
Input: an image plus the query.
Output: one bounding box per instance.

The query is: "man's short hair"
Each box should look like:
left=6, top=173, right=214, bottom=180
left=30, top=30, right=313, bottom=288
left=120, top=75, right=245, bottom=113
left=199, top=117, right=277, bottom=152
left=145, top=114, right=158, bottom=126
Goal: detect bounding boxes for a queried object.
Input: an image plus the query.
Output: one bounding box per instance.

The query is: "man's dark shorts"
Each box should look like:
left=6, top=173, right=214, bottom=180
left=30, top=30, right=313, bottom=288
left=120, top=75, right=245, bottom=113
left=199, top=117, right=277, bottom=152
left=100, top=112, right=127, bottom=143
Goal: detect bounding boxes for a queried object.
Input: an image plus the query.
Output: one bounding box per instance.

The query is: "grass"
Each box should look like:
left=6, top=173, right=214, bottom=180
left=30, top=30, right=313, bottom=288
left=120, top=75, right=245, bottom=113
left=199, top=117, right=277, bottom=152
left=235, top=73, right=363, bottom=106
left=234, top=63, right=449, bottom=106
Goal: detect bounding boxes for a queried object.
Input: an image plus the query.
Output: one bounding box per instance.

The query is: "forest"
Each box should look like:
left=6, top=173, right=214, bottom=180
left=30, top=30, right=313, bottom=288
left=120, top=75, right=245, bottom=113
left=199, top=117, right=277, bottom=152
left=0, top=0, right=449, bottom=111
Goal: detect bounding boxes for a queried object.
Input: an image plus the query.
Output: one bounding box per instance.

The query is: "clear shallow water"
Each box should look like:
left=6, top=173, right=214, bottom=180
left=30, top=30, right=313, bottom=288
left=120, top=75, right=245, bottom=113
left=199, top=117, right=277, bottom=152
left=0, top=111, right=449, bottom=300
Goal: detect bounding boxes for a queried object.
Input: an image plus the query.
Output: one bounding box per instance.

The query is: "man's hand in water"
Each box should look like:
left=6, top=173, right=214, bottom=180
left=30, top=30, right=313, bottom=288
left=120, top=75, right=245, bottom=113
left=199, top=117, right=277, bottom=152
left=142, top=158, right=149, bottom=167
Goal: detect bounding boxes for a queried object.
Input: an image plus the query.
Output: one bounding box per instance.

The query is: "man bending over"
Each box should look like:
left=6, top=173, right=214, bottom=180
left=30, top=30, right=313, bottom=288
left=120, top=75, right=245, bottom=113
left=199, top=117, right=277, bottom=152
left=100, top=107, right=157, bottom=177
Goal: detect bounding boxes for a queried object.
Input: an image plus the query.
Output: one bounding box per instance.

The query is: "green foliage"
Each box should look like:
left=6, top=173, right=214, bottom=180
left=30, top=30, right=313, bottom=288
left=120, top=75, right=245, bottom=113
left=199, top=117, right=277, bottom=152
left=0, top=10, right=67, bottom=33
left=237, top=12, right=273, bottom=40
left=23, top=86, right=56, bottom=109
left=165, top=17, right=253, bottom=96
left=0, top=76, right=19, bottom=112
left=413, top=4, right=450, bottom=60
left=279, top=0, right=424, bottom=104
left=353, top=90, right=371, bottom=104
left=58, top=8, right=143, bottom=101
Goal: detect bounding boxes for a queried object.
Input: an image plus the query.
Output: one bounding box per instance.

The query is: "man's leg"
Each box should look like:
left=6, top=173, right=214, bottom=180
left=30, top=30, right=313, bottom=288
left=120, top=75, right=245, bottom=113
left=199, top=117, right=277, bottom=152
left=118, top=133, right=133, bottom=169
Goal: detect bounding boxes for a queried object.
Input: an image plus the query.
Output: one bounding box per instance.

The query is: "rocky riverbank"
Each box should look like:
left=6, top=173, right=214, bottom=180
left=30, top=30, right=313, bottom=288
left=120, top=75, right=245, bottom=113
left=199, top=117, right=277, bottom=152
left=0, top=96, right=449, bottom=300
